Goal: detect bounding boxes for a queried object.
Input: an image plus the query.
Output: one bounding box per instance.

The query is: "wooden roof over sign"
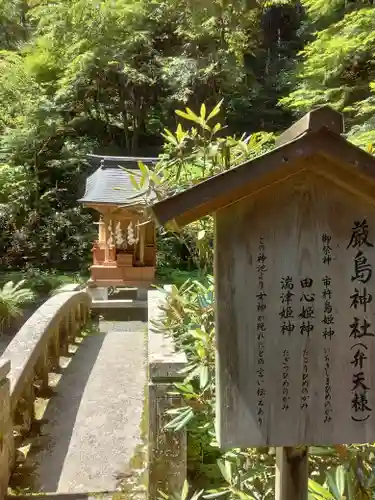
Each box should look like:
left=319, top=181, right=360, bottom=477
left=150, top=106, right=375, bottom=228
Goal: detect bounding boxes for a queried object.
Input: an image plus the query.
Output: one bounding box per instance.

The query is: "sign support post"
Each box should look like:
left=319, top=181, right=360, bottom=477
left=275, top=447, right=308, bottom=500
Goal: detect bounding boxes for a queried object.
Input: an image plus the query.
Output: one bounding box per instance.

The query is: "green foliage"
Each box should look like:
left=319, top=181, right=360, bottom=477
left=309, top=453, right=375, bottom=499
left=0, top=269, right=86, bottom=297
left=0, top=1, right=28, bottom=51
left=0, top=279, right=35, bottom=333
left=157, top=267, right=205, bottom=287
left=4, top=0, right=375, bottom=490
left=151, top=278, right=221, bottom=489
left=158, top=479, right=203, bottom=500
left=0, top=124, right=97, bottom=270
left=0, top=163, right=29, bottom=204
left=130, top=100, right=274, bottom=273
left=129, top=100, right=274, bottom=196
left=281, top=3, right=375, bottom=147
left=152, top=279, right=275, bottom=497
left=140, top=105, right=273, bottom=493
left=0, top=0, right=301, bottom=273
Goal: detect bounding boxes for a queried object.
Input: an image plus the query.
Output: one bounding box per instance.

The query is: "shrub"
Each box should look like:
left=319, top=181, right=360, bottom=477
left=0, top=279, right=35, bottom=333
left=0, top=268, right=86, bottom=297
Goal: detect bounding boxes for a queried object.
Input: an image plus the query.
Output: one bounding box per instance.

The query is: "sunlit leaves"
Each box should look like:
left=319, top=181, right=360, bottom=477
left=309, top=479, right=335, bottom=499
left=281, top=6, right=375, bottom=147
left=164, top=406, right=195, bottom=431
left=175, top=101, right=223, bottom=133
left=207, top=100, right=223, bottom=121
left=158, top=479, right=203, bottom=500
left=0, top=279, right=35, bottom=333
left=197, top=230, right=206, bottom=241
left=301, top=0, right=346, bottom=24
left=200, top=103, right=206, bottom=120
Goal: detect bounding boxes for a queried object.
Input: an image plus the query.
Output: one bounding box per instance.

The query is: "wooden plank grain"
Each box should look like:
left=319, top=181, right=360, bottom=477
left=275, top=447, right=308, bottom=500
left=215, top=170, right=375, bottom=447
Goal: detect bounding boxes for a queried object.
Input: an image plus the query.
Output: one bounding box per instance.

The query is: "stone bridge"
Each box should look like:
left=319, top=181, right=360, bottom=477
left=0, top=287, right=187, bottom=500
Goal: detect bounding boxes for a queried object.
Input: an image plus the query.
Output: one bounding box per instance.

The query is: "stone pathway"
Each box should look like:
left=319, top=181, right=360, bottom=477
left=30, top=316, right=146, bottom=494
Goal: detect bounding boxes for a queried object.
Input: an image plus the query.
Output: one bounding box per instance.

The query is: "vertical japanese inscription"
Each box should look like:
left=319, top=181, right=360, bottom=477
left=322, top=276, right=335, bottom=339
left=299, top=278, right=315, bottom=337
left=282, top=349, right=290, bottom=410
left=324, top=348, right=333, bottom=422
left=322, top=233, right=333, bottom=265
left=321, top=233, right=334, bottom=421
left=301, top=349, right=309, bottom=409
left=280, top=276, right=295, bottom=336
left=347, top=219, right=373, bottom=422
left=279, top=277, right=294, bottom=410
left=256, top=237, right=267, bottom=426
left=299, top=278, right=314, bottom=410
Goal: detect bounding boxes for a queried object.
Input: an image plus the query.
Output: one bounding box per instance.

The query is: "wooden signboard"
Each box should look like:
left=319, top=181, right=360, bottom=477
left=215, top=170, right=375, bottom=447
left=151, top=107, right=375, bottom=455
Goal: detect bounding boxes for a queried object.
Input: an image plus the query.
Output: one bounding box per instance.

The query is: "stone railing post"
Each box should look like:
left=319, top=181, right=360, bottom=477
left=148, top=290, right=188, bottom=500
left=0, top=359, right=14, bottom=500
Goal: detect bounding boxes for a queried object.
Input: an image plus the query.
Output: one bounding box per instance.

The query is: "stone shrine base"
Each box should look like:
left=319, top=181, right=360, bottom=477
left=86, top=284, right=149, bottom=308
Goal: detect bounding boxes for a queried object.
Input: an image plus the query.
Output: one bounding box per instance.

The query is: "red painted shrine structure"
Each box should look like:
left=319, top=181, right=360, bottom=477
left=79, top=155, right=157, bottom=289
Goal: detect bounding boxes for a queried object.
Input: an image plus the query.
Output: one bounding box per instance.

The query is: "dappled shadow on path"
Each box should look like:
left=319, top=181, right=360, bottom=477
left=36, top=329, right=106, bottom=492
left=10, top=307, right=147, bottom=495
left=10, top=325, right=105, bottom=493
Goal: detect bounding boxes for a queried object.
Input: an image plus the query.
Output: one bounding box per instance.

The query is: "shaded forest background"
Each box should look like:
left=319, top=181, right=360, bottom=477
left=1, top=0, right=374, bottom=273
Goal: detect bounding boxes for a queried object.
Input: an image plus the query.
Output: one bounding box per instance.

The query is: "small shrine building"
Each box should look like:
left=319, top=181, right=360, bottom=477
left=79, top=155, right=157, bottom=296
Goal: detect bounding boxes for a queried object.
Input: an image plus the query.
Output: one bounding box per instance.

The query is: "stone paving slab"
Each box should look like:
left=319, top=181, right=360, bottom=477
left=92, top=300, right=147, bottom=310
left=33, top=319, right=146, bottom=493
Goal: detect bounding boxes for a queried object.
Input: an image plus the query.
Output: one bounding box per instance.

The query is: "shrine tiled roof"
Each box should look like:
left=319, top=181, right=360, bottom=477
left=78, top=155, right=157, bottom=205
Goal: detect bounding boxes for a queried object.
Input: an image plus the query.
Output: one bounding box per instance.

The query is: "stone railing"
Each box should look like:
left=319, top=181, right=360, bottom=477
left=147, top=289, right=188, bottom=500
left=0, top=290, right=91, bottom=499
left=0, top=359, right=12, bottom=500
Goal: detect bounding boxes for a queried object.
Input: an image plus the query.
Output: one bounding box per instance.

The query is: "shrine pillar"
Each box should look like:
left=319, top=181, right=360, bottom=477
left=139, top=223, right=145, bottom=266
left=98, top=216, right=106, bottom=243
left=103, top=215, right=110, bottom=263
